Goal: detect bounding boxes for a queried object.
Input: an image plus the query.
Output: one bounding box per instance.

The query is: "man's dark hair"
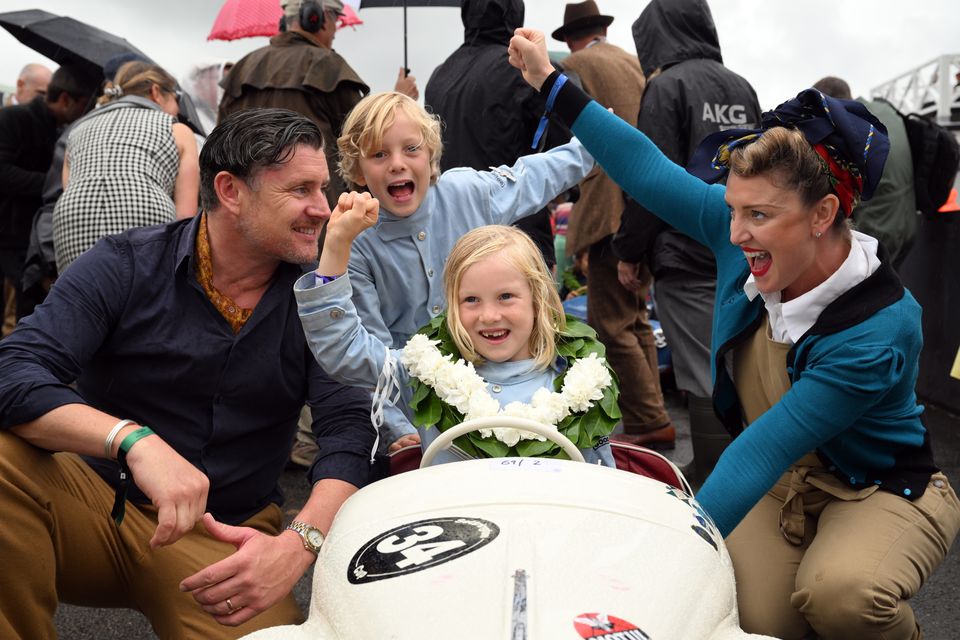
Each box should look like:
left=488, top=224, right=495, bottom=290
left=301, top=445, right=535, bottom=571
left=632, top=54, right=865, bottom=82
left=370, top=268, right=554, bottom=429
left=812, top=76, right=853, bottom=101
left=200, top=108, right=324, bottom=212
left=46, top=63, right=101, bottom=102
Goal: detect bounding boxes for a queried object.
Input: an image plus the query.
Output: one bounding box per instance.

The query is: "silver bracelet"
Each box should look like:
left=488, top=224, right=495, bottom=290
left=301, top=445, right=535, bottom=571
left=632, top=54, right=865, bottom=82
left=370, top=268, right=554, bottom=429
left=104, top=419, right=136, bottom=459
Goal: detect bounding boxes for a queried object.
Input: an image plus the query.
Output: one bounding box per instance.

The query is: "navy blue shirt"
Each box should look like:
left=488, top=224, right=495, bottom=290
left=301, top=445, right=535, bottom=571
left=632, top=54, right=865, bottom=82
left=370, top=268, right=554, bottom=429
left=0, top=216, right=376, bottom=524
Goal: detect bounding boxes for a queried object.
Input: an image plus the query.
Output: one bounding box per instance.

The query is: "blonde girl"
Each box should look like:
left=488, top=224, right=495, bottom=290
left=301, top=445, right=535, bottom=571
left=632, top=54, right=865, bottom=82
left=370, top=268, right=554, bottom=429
left=295, top=192, right=619, bottom=466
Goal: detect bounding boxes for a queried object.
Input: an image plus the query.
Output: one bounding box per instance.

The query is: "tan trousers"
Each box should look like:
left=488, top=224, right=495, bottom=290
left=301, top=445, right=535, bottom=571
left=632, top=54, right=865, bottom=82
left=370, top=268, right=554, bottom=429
left=726, top=465, right=960, bottom=640
left=587, top=238, right=670, bottom=432
left=0, top=432, right=304, bottom=639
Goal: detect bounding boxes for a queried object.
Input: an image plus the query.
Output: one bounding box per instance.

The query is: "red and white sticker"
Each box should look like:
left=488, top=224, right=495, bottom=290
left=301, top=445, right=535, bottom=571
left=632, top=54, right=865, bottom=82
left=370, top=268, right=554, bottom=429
left=573, top=612, right=649, bottom=639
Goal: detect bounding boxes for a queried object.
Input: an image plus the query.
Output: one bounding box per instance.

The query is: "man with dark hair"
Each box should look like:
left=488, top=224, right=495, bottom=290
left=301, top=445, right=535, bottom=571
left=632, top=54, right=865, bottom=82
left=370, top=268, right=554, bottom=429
left=223, top=1, right=420, bottom=469
left=550, top=0, right=676, bottom=449
left=813, top=75, right=917, bottom=267
left=0, top=108, right=376, bottom=638
left=0, top=63, right=99, bottom=333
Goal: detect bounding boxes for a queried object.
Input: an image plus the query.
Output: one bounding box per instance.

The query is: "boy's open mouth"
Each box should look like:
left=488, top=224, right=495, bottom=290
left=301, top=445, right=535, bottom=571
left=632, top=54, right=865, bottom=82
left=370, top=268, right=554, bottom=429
left=387, top=180, right=414, bottom=200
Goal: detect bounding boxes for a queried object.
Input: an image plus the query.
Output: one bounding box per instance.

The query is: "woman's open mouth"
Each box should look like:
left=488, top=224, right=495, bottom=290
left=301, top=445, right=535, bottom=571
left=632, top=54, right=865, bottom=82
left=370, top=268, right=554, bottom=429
left=743, top=248, right=772, bottom=277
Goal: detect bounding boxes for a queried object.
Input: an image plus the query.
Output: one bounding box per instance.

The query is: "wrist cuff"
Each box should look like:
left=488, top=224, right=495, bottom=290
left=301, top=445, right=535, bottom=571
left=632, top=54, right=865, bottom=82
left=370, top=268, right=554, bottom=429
left=538, top=69, right=591, bottom=128
left=118, top=426, right=155, bottom=455
left=316, top=273, right=341, bottom=286
left=111, top=426, right=156, bottom=527
left=104, top=419, right=136, bottom=459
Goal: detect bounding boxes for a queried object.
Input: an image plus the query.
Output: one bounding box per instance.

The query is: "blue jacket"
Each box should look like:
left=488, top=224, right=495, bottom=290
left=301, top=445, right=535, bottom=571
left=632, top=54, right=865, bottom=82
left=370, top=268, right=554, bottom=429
left=548, top=75, right=937, bottom=536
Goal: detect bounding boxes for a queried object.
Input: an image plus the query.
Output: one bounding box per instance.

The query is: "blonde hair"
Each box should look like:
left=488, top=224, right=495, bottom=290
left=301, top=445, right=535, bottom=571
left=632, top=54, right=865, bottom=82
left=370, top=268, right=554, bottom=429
left=443, top=226, right=566, bottom=370
left=337, top=91, right=442, bottom=188
left=729, top=126, right=851, bottom=229
left=98, top=61, right=177, bottom=106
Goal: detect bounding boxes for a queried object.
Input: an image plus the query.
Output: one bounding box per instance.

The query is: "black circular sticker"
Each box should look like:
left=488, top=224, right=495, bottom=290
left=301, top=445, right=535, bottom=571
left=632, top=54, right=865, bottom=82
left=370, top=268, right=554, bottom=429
left=348, top=517, right=500, bottom=584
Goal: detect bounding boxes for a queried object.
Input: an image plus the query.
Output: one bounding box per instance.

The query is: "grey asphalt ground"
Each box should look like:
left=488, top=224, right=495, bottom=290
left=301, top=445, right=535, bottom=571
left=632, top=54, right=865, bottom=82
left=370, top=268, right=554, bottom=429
left=54, top=393, right=960, bottom=639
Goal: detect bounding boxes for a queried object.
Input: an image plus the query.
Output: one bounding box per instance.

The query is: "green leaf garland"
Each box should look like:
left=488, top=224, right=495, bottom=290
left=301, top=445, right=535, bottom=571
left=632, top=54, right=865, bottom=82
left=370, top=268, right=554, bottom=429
left=406, top=313, right=620, bottom=459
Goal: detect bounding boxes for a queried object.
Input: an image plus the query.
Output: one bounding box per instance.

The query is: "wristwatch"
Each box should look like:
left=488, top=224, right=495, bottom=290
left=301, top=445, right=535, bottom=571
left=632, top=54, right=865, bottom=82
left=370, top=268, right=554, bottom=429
left=286, top=520, right=324, bottom=555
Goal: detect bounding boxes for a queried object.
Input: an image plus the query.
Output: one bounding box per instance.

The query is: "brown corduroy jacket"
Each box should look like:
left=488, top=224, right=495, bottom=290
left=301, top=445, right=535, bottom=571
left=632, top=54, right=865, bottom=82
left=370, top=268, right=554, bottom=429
left=559, top=41, right=645, bottom=255
left=219, top=31, right=369, bottom=204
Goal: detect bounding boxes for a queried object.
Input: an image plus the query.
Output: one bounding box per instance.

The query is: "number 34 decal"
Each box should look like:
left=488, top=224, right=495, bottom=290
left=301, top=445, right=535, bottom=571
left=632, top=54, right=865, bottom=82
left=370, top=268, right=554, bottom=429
left=349, top=517, right=500, bottom=584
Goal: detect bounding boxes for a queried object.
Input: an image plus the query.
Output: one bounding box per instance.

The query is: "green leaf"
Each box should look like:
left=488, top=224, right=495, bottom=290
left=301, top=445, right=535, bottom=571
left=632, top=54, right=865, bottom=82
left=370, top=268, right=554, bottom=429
left=470, top=435, right=510, bottom=458
left=410, top=380, right=430, bottom=408
left=560, top=316, right=597, bottom=339
left=577, top=404, right=606, bottom=442
left=599, top=386, right=621, bottom=419
left=439, top=405, right=462, bottom=431
left=582, top=341, right=606, bottom=357
left=515, top=438, right=558, bottom=457
left=562, top=421, right=582, bottom=448
left=552, top=371, right=566, bottom=392
left=557, top=338, right=584, bottom=357
left=414, top=391, right=442, bottom=428
left=452, top=434, right=480, bottom=458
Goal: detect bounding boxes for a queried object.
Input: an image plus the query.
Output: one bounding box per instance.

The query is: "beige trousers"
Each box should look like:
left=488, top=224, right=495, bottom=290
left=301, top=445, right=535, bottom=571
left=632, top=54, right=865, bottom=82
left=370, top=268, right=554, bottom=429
left=726, top=465, right=960, bottom=640
left=0, top=432, right=303, bottom=639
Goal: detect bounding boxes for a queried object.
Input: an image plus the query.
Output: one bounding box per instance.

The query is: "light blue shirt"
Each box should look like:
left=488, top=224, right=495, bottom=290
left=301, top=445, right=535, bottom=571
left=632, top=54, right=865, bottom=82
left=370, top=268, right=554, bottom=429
left=345, top=139, right=595, bottom=442
left=295, top=273, right=614, bottom=467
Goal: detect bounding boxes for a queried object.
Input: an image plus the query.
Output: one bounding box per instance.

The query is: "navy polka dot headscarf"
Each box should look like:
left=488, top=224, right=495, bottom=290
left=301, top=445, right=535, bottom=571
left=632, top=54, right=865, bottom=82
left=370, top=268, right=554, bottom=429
left=687, top=88, right=890, bottom=216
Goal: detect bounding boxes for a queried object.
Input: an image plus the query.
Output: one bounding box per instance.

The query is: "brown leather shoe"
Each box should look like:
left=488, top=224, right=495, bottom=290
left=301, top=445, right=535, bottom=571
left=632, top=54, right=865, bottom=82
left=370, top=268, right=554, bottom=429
left=610, top=424, right=676, bottom=450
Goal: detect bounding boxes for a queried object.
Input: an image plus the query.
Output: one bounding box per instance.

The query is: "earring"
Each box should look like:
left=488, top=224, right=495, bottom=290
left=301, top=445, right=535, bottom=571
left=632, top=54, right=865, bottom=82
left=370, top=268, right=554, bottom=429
left=815, top=231, right=822, bottom=239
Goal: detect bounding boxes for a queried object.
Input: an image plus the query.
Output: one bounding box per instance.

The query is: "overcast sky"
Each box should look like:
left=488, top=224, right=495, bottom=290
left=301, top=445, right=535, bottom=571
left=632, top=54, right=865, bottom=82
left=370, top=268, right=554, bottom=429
left=1, top=0, right=956, bottom=111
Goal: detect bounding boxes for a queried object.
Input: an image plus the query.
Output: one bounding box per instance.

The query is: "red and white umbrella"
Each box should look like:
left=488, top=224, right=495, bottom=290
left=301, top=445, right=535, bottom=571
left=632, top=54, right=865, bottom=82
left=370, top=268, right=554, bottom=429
left=207, top=0, right=362, bottom=42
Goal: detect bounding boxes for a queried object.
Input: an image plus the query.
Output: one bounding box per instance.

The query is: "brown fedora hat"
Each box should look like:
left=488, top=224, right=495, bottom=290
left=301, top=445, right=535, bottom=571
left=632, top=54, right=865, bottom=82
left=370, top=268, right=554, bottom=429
left=551, top=0, right=615, bottom=42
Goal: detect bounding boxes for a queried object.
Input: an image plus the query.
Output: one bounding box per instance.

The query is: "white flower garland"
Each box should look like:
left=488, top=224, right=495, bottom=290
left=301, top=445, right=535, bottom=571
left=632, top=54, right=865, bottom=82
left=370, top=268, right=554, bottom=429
left=401, top=334, right=613, bottom=448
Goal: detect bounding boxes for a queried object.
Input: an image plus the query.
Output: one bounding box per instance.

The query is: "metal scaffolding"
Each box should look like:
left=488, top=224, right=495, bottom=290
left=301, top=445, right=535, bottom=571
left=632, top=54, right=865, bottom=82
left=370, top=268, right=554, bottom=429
left=870, top=54, right=960, bottom=127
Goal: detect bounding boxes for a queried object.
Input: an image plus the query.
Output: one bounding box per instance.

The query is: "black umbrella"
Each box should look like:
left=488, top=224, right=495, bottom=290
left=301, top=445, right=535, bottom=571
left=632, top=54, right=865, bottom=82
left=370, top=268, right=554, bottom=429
left=0, top=9, right=155, bottom=78
left=359, top=0, right=460, bottom=73
left=0, top=9, right=206, bottom=135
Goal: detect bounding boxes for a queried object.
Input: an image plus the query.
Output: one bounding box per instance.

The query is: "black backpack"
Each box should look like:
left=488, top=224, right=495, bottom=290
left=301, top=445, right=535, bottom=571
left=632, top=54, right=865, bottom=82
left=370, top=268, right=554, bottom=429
left=899, top=110, right=960, bottom=217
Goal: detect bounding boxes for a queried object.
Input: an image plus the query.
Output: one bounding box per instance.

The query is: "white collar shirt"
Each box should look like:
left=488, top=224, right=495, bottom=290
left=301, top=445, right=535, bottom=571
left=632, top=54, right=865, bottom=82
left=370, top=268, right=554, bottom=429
left=743, top=231, right=881, bottom=345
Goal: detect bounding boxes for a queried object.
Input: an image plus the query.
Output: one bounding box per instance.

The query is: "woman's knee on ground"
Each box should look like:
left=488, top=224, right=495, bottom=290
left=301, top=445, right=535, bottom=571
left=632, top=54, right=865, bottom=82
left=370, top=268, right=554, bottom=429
left=792, top=567, right=913, bottom=639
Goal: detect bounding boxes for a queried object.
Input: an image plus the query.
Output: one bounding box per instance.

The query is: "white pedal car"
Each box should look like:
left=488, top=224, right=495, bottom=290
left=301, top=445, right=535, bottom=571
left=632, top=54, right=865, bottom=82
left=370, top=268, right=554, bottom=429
left=243, top=419, right=775, bottom=640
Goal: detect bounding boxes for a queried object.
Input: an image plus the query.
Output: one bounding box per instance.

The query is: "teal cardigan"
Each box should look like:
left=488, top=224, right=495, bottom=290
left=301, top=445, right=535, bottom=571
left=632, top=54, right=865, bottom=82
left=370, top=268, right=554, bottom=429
left=544, top=73, right=937, bottom=536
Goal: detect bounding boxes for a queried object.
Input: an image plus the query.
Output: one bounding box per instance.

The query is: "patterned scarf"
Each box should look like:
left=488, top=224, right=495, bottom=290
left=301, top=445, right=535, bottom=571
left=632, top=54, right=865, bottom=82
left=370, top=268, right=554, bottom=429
left=687, top=88, right=889, bottom=216
left=195, top=213, right=253, bottom=334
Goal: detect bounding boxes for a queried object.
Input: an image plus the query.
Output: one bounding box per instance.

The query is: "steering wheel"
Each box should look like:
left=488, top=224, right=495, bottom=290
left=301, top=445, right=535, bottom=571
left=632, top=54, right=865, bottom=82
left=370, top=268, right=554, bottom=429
left=419, top=416, right=586, bottom=468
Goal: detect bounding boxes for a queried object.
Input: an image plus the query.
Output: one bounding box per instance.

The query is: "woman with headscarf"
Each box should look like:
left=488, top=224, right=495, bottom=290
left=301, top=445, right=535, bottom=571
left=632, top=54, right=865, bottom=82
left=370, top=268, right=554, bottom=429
left=54, top=61, right=199, bottom=273
left=508, top=28, right=959, bottom=640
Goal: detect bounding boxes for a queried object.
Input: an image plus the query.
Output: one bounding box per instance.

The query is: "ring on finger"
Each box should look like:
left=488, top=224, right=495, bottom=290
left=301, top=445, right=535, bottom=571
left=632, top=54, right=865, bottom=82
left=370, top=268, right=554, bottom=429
left=226, top=597, right=236, bottom=614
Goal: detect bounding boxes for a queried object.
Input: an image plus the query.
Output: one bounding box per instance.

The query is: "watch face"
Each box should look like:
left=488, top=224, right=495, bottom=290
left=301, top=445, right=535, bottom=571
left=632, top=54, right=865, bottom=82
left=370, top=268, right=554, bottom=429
left=306, top=528, right=324, bottom=548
